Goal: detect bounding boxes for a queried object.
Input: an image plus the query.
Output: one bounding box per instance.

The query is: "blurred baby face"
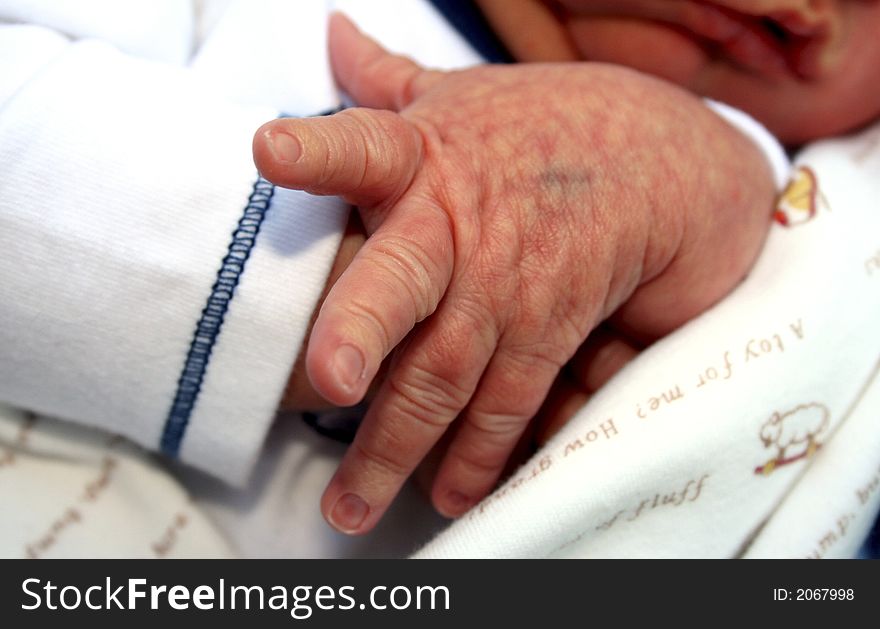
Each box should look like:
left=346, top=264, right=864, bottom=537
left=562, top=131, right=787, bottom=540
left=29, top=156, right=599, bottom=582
left=477, top=0, right=880, bottom=144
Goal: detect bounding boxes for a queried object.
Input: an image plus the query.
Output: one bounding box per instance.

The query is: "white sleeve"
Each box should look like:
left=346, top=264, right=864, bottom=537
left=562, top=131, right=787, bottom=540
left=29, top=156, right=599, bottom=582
left=704, top=98, right=791, bottom=191
left=0, top=0, right=194, bottom=65
left=0, top=25, right=348, bottom=485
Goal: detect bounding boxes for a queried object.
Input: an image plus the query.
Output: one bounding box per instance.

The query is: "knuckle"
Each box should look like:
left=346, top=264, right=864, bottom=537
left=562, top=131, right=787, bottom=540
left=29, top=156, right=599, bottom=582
left=504, top=342, right=567, bottom=376
left=363, top=53, right=420, bottom=109
left=307, top=122, right=351, bottom=189
left=363, top=52, right=404, bottom=83
left=369, top=235, right=445, bottom=322
left=449, top=444, right=505, bottom=476
left=448, top=413, right=525, bottom=476
left=340, top=109, right=397, bottom=170
left=397, top=66, right=423, bottom=109
left=345, top=108, right=428, bottom=203
left=388, top=365, right=472, bottom=429
left=466, top=409, right=527, bottom=439
left=471, top=348, right=561, bottom=414
left=353, top=439, right=410, bottom=479
left=329, top=110, right=381, bottom=189
left=343, top=297, right=395, bottom=355
left=454, top=294, right=499, bottom=339
left=557, top=308, right=591, bottom=346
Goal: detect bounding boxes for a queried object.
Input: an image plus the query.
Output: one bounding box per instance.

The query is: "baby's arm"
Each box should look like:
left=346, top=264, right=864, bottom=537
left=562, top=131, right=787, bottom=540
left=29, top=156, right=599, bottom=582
left=254, top=15, right=777, bottom=534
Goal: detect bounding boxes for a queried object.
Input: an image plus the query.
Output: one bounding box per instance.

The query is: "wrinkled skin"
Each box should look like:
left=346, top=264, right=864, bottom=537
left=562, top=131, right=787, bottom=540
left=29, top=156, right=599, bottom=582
left=253, top=14, right=776, bottom=534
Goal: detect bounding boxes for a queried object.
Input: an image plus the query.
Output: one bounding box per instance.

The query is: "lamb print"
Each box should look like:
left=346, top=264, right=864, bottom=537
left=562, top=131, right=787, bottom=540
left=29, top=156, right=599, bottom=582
left=754, top=402, right=830, bottom=475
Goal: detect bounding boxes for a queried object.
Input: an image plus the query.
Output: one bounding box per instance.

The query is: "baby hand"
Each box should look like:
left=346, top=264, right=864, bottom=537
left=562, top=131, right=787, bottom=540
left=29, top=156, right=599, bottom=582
left=253, top=14, right=776, bottom=533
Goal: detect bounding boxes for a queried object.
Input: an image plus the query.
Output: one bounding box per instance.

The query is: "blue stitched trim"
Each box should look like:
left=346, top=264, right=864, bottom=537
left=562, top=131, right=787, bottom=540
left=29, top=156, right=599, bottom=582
left=160, top=177, right=276, bottom=457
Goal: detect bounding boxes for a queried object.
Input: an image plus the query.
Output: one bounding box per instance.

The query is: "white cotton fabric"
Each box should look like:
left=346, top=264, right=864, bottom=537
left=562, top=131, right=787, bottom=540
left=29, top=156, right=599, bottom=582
left=189, top=0, right=337, bottom=115
left=0, top=0, right=193, bottom=64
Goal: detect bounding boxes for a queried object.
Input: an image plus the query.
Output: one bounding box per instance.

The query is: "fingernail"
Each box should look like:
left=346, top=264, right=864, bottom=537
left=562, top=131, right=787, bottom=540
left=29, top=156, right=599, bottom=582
left=333, top=344, right=365, bottom=394
left=329, top=493, right=370, bottom=533
left=443, top=490, right=472, bottom=516
left=268, top=131, right=302, bottom=163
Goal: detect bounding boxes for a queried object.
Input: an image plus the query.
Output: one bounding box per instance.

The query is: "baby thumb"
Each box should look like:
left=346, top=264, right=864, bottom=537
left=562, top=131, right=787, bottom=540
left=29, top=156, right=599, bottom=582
left=253, top=107, right=424, bottom=212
